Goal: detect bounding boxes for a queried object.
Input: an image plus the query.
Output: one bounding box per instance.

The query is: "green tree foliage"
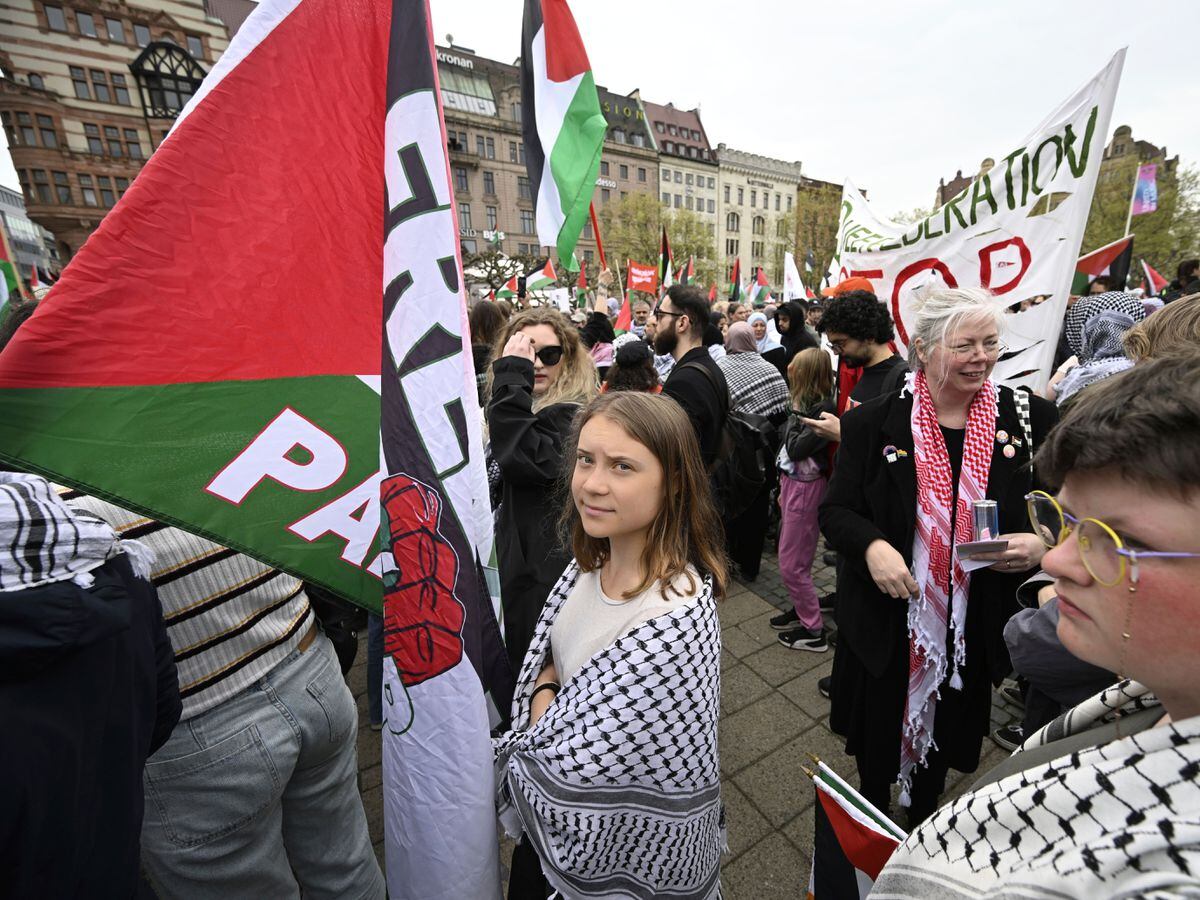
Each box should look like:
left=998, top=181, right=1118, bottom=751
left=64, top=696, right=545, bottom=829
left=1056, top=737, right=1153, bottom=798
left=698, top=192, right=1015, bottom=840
left=595, top=192, right=718, bottom=290
left=791, top=186, right=844, bottom=288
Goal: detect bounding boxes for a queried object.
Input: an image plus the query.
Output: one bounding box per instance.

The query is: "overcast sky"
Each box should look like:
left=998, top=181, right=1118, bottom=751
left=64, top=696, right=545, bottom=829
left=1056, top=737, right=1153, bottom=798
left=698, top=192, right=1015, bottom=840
left=4, top=0, right=1198, bottom=217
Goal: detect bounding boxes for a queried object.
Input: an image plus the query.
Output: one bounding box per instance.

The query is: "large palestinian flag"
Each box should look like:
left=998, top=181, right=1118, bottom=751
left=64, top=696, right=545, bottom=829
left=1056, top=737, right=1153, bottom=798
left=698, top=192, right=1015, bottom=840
left=520, top=0, right=606, bottom=265
left=0, top=2, right=509, bottom=897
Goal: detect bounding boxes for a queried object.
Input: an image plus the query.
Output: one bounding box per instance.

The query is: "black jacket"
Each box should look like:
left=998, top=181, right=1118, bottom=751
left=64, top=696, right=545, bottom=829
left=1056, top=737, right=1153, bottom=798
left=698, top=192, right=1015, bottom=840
left=776, top=300, right=818, bottom=363
left=579, top=311, right=615, bottom=348
left=0, top=554, right=180, bottom=899
left=662, top=346, right=729, bottom=466
left=780, top=397, right=837, bottom=477
left=488, top=355, right=578, bottom=671
left=818, top=385, right=1058, bottom=682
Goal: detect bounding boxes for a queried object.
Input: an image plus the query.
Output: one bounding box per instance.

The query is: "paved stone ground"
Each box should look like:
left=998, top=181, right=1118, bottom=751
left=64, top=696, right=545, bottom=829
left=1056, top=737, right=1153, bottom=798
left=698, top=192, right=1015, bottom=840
left=347, top=541, right=1021, bottom=897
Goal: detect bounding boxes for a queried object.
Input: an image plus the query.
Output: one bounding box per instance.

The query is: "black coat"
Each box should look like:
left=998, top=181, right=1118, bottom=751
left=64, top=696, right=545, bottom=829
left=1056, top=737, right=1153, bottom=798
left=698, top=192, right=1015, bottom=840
left=0, top=554, right=180, bottom=899
left=819, top=385, right=1059, bottom=683
left=488, top=356, right=578, bottom=673
left=661, top=346, right=729, bottom=466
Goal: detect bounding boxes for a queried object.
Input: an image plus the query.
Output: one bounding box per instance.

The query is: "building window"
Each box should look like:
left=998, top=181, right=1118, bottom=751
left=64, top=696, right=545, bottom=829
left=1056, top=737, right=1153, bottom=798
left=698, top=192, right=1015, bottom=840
left=620, top=190, right=627, bottom=199
left=600, top=161, right=609, bottom=176
left=486, top=206, right=497, bottom=229
left=70, top=66, right=90, bottom=99
left=28, top=73, right=45, bottom=90
left=83, top=123, right=103, bottom=154
left=662, top=192, right=670, bottom=204
left=707, top=199, right=715, bottom=213
left=91, top=70, right=111, bottom=103
left=726, top=212, right=740, bottom=231
left=777, top=219, right=789, bottom=238
left=724, top=185, right=730, bottom=203
left=132, top=43, right=206, bottom=117
left=78, top=174, right=99, bottom=206
left=511, top=104, right=522, bottom=123
left=708, top=177, right=715, bottom=189
left=485, top=137, right=495, bottom=159
left=518, top=176, right=531, bottom=200
left=775, top=193, right=781, bottom=211
left=52, top=171, right=71, bottom=204
left=584, top=249, right=593, bottom=263
left=32, top=169, right=53, bottom=203
left=134, top=23, right=151, bottom=46
left=664, top=141, right=673, bottom=154
left=106, top=17, right=125, bottom=42
left=752, top=241, right=764, bottom=258
left=36, top=114, right=57, bottom=148
left=582, top=220, right=593, bottom=238
left=454, top=166, right=468, bottom=191
left=737, top=187, right=744, bottom=205
left=520, top=209, right=535, bottom=233
left=685, top=196, right=693, bottom=211
left=518, top=243, right=531, bottom=255
left=104, top=125, right=122, bottom=156
left=655, top=122, right=664, bottom=133
left=461, top=239, right=477, bottom=254
left=726, top=239, right=738, bottom=256
left=787, top=195, right=793, bottom=211
left=98, top=176, right=116, bottom=206
left=124, top=128, right=142, bottom=158
left=475, top=135, right=484, bottom=157
left=482, top=170, right=495, bottom=195
left=76, top=10, right=97, bottom=37
left=509, top=140, right=517, bottom=162
left=750, top=190, right=756, bottom=207
left=685, top=173, right=693, bottom=186
left=673, top=194, right=681, bottom=208
left=674, top=171, right=682, bottom=184
left=668, top=125, right=677, bottom=136
left=187, top=35, right=204, bottom=58
left=115, top=176, right=129, bottom=197
left=612, top=129, right=626, bottom=144
left=44, top=4, right=67, bottom=31
left=14, top=112, right=35, bottom=146
left=631, top=133, right=644, bottom=148
left=518, top=143, right=525, bottom=164
left=459, top=203, right=471, bottom=229
left=638, top=167, right=646, bottom=182
left=619, top=164, right=628, bottom=179
left=661, top=168, right=670, bottom=180
left=601, top=188, right=611, bottom=202
left=752, top=216, right=765, bottom=235
left=111, top=73, right=130, bottom=105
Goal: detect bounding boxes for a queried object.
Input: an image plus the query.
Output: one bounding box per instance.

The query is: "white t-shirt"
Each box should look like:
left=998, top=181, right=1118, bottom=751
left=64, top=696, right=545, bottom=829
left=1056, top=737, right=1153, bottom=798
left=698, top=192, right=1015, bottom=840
left=551, top=566, right=701, bottom=683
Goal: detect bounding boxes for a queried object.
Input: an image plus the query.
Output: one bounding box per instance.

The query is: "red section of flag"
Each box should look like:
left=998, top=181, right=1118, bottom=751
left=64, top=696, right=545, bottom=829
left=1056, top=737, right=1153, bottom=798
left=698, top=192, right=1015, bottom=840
left=627, top=260, right=658, bottom=295
left=756, top=266, right=769, bottom=288
left=1076, top=235, right=1133, bottom=276
left=708, top=283, right=716, bottom=301
left=0, top=0, right=386, bottom=390
left=1142, top=259, right=1168, bottom=295
left=614, top=296, right=631, bottom=332
left=539, top=0, right=591, bottom=82
left=815, top=790, right=900, bottom=881
left=576, top=267, right=587, bottom=290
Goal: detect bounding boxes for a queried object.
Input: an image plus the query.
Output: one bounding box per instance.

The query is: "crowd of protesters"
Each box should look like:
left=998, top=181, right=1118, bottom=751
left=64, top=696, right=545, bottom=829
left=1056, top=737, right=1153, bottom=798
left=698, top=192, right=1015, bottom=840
left=2, top=267, right=1199, bottom=898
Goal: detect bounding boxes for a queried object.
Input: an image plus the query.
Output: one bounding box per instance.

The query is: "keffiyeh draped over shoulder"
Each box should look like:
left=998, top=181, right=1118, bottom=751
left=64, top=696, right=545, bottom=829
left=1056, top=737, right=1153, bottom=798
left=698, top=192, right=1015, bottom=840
left=871, top=680, right=1200, bottom=898
left=493, top=562, right=725, bottom=899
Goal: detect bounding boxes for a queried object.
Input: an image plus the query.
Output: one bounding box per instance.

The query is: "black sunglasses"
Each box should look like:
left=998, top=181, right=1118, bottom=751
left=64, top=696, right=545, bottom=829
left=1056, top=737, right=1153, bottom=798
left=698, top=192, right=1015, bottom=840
left=534, top=345, right=564, bottom=366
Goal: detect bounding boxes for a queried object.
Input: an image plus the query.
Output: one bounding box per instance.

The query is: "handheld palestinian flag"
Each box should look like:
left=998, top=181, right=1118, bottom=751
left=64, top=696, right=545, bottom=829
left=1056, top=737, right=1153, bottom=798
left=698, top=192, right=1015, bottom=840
left=0, top=219, right=21, bottom=319
left=806, top=760, right=905, bottom=898
left=677, top=255, right=693, bottom=286
left=1141, top=259, right=1168, bottom=296
left=1072, top=234, right=1133, bottom=294
left=527, top=257, right=558, bottom=291
left=520, top=0, right=607, bottom=266
left=708, top=283, right=717, bottom=301
left=746, top=266, right=770, bottom=306
left=496, top=272, right=520, bottom=299
left=728, top=258, right=742, bottom=303
left=658, top=224, right=673, bottom=286
left=0, top=2, right=511, bottom=897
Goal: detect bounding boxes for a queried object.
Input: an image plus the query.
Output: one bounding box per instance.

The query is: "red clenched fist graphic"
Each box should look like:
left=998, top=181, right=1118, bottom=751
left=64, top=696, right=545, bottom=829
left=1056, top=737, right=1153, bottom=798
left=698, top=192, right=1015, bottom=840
left=381, top=474, right=465, bottom=687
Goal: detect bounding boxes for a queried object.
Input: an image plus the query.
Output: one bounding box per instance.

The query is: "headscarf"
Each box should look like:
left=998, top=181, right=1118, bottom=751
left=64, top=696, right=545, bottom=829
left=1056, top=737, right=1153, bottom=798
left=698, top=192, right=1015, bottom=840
left=1055, top=310, right=1136, bottom=406
left=747, top=312, right=781, bottom=353
left=725, top=321, right=758, bottom=354
left=1065, top=291, right=1145, bottom=358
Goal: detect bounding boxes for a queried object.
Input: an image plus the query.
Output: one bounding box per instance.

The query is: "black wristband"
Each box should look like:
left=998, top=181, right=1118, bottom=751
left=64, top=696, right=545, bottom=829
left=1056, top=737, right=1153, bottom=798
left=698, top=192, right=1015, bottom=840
left=531, top=682, right=561, bottom=702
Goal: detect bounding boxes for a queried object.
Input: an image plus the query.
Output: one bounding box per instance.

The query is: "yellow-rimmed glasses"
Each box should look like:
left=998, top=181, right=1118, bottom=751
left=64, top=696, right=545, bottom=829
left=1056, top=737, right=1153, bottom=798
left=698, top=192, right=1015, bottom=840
left=1025, top=490, right=1200, bottom=587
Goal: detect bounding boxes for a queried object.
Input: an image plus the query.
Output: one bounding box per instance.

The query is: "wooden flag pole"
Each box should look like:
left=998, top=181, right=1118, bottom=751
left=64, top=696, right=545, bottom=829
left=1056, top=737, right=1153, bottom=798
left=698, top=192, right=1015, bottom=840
left=589, top=202, right=607, bottom=270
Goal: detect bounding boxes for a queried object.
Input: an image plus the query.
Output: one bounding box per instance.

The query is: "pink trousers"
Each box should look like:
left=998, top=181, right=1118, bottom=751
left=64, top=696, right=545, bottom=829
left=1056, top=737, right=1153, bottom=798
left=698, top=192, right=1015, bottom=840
left=777, top=475, right=827, bottom=631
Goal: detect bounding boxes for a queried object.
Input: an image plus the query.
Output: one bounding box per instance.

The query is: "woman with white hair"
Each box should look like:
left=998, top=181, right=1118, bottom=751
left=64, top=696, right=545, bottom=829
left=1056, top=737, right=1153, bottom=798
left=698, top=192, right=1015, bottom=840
left=819, top=287, right=1059, bottom=827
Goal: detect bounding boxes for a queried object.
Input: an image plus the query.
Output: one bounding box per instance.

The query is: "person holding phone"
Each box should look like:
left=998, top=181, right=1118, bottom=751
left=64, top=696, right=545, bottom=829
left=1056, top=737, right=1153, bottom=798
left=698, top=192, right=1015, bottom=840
left=487, top=308, right=598, bottom=673
left=818, top=287, right=1058, bottom=827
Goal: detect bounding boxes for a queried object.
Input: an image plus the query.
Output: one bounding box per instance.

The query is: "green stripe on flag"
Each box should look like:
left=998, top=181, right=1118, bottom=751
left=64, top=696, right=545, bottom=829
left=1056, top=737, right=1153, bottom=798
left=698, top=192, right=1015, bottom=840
left=548, top=70, right=605, bottom=264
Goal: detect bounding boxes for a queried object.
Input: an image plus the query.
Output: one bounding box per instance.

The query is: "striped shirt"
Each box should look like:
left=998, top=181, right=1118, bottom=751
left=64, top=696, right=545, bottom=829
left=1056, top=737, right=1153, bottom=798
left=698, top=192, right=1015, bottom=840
left=62, top=491, right=313, bottom=719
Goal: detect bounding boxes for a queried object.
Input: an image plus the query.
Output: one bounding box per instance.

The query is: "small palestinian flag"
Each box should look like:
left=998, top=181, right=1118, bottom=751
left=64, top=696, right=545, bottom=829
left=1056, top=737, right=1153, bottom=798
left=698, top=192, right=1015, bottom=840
left=746, top=266, right=769, bottom=306
left=658, top=225, right=673, bottom=286
left=1073, top=234, right=1133, bottom=294
left=0, top=219, right=20, bottom=319
left=707, top=283, right=716, bottom=302
left=1141, top=259, right=1168, bottom=296
left=527, top=258, right=557, bottom=291
left=496, top=272, right=520, bottom=299
left=806, top=760, right=905, bottom=898
left=521, top=0, right=607, bottom=266
left=728, top=258, right=742, bottom=303
left=677, top=255, right=693, bottom=286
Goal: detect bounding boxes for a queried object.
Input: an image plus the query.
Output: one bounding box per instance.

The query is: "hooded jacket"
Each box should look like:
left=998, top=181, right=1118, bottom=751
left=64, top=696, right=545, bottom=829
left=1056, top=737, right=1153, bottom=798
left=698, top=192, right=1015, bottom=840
left=774, top=300, right=818, bottom=363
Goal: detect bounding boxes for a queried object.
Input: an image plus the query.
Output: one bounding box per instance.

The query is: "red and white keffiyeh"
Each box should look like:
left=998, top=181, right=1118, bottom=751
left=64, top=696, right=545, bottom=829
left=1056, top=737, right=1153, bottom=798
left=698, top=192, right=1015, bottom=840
left=901, top=370, right=997, bottom=805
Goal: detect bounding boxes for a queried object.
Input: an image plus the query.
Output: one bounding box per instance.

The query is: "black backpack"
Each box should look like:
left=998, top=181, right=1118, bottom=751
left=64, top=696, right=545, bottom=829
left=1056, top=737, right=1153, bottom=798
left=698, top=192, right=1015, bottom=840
left=679, top=362, right=777, bottom=519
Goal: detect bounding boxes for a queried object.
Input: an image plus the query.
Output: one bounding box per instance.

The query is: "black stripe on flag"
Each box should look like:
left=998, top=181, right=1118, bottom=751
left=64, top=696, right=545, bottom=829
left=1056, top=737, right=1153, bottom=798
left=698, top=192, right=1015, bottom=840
left=519, top=0, right=546, bottom=213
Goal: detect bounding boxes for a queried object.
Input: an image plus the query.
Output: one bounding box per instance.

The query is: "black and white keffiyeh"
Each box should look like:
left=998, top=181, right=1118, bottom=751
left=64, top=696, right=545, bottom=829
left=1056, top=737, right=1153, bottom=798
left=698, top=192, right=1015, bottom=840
left=716, top=352, right=788, bottom=418
left=871, top=680, right=1200, bottom=898
left=494, top=562, right=724, bottom=899
left=0, top=473, right=153, bottom=592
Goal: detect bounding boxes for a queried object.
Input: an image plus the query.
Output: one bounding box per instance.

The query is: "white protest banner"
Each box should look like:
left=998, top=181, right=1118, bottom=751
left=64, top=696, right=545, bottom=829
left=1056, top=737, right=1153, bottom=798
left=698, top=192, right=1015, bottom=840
left=831, top=50, right=1125, bottom=389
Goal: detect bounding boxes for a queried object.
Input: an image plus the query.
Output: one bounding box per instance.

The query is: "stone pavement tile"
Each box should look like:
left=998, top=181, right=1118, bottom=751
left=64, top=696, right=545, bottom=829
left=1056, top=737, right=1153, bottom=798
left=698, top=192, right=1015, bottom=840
left=720, top=832, right=807, bottom=900
left=722, top=625, right=766, bottom=660
left=721, top=780, right=774, bottom=860
left=721, top=648, right=737, bottom=671
left=782, top=807, right=816, bottom=870
left=720, top=692, right=810, bottom=776
left=776, top=659, right=834, bottom=716
left=742, top=642, right=832, bottom=687
left=721, top=663, right=773, bottom=716
left=731, top=619, right=779, bottom=656
left=794, top=721, right=857, bottom=783
left=717, top=589, right=775, bottom=627
left=732, top=734, right=819, bottom=827
left=361, top=761, right=383, bottom=792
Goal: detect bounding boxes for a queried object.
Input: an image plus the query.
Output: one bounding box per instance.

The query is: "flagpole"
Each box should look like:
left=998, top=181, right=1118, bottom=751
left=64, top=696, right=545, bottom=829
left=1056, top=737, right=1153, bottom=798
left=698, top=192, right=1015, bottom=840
left=589, top=202, right=607, bottom=270
left=1123, top=163, right=1139, bottom=238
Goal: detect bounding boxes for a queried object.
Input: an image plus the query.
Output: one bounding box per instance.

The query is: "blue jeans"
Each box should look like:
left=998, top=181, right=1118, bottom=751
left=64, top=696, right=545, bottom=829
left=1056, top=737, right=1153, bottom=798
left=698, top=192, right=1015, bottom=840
left=367, top=613, right=383, bottom=726
left=140, top=631, right=385, bottom=899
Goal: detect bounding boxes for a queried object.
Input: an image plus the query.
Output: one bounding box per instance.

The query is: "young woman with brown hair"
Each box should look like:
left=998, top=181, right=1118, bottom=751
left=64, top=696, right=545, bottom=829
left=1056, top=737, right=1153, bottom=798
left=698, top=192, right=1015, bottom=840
left=495, top=391, right=727, bottom=900
left=487, top=307, right=598, bottom=673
